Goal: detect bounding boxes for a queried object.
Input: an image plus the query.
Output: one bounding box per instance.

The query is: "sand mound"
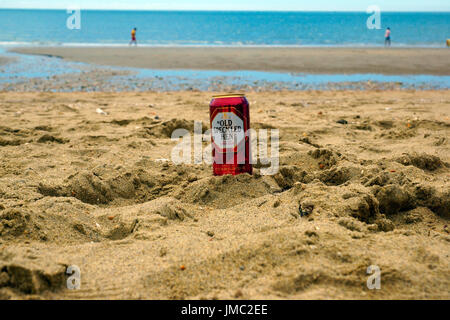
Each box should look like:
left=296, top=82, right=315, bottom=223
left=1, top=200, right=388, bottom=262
left=37, top=163, right=197, bottom=205
left=409, top=184, right=450, bottom=218
left=288, top=181, right=381, bottom=223
left=0, top=91, right=448, bottom=299
left=0, top=199, right=102, bottom=243
left=0, top=126, right=68, bottom=146
left=109, top=116, right=157, bottom=127
left=144, top=119, right=209, bottom=138
left=0, top=248, right=66, bottom=297
left=317, top=163, right=363, bottom=186
left=95, top=197, right=196, bottom=240
left=0, top=209, right=30, bottom=238
left=0, top=126, right=30, bottom=146
left=178, top=174, right=280, bottom=209
left=395, top=153, right=445, bottom=171
left=373, top=185, right=415, bottom=215
left=36, top=134, right=68, bottom=144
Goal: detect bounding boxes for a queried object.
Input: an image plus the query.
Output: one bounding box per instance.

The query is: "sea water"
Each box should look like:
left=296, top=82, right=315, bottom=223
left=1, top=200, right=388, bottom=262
left=0, top=10, right=449, bottom=47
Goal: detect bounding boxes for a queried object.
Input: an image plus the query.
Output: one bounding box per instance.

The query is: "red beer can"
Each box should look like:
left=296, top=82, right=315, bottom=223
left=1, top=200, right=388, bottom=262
left=210, top=94, right=252, bottom=176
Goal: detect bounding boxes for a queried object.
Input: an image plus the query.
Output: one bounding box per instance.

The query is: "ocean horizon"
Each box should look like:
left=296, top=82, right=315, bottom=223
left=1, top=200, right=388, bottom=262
left=0, top=9, right=449, bottom=47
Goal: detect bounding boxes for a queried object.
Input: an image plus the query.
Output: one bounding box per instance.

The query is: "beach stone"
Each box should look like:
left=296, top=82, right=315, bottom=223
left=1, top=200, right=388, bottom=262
left=299, top=200, right=314, bottom=217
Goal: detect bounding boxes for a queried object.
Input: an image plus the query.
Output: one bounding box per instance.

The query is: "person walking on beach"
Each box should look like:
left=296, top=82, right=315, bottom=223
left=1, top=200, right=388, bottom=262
left=129, top=28, right=137, bottom=46
left=385, top=27, right=391, bottom=47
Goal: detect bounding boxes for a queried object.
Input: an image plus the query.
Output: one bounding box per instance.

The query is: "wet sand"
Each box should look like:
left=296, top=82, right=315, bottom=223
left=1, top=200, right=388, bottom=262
left=0, top=90, right=449, bottom=299
left=0, top=57, right=13, bottom=66
left=11, top=47, right=450, bottom=75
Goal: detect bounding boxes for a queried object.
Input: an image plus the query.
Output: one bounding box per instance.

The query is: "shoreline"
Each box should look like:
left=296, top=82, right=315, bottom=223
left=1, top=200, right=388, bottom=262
left=10, top=46, right=450, bottom=75
left=3, top=43, right=449, bottom=48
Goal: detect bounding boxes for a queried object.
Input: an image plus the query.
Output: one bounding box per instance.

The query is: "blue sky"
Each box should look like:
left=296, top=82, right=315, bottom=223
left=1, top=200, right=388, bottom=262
left=0, top=0, right=449, bottom=11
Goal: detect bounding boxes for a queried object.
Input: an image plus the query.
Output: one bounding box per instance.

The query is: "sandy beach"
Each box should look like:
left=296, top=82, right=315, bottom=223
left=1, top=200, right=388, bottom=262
left=11, top=47, right=450, bottom=75
left=1, top=5, right=449, bottom=303
left=0, top=57, right=13, bottom=66
left=0, top=90, right=449, bottom=299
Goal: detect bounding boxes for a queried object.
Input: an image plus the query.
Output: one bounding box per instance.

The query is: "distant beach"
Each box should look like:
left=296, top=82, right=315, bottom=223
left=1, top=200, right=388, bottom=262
left=1, top=46, right=449, bottom=92
left=0, top=56, right=13, bottom=66
left=11, top=47, right=450, bottom=75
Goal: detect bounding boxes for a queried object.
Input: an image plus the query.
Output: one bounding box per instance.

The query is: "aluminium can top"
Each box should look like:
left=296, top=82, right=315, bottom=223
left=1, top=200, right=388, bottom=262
left=212, top=93, right=245, bottom=99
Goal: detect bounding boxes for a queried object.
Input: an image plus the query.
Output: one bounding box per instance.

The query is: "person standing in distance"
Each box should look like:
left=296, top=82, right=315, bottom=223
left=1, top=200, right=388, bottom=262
left=385, top=27, right=391, bottom=47
left=129, top=28, right=137, bottom=46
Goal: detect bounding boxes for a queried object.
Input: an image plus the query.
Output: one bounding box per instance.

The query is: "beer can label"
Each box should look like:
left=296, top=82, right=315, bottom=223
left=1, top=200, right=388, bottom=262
left=211, top=107, right=245, bottom=152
